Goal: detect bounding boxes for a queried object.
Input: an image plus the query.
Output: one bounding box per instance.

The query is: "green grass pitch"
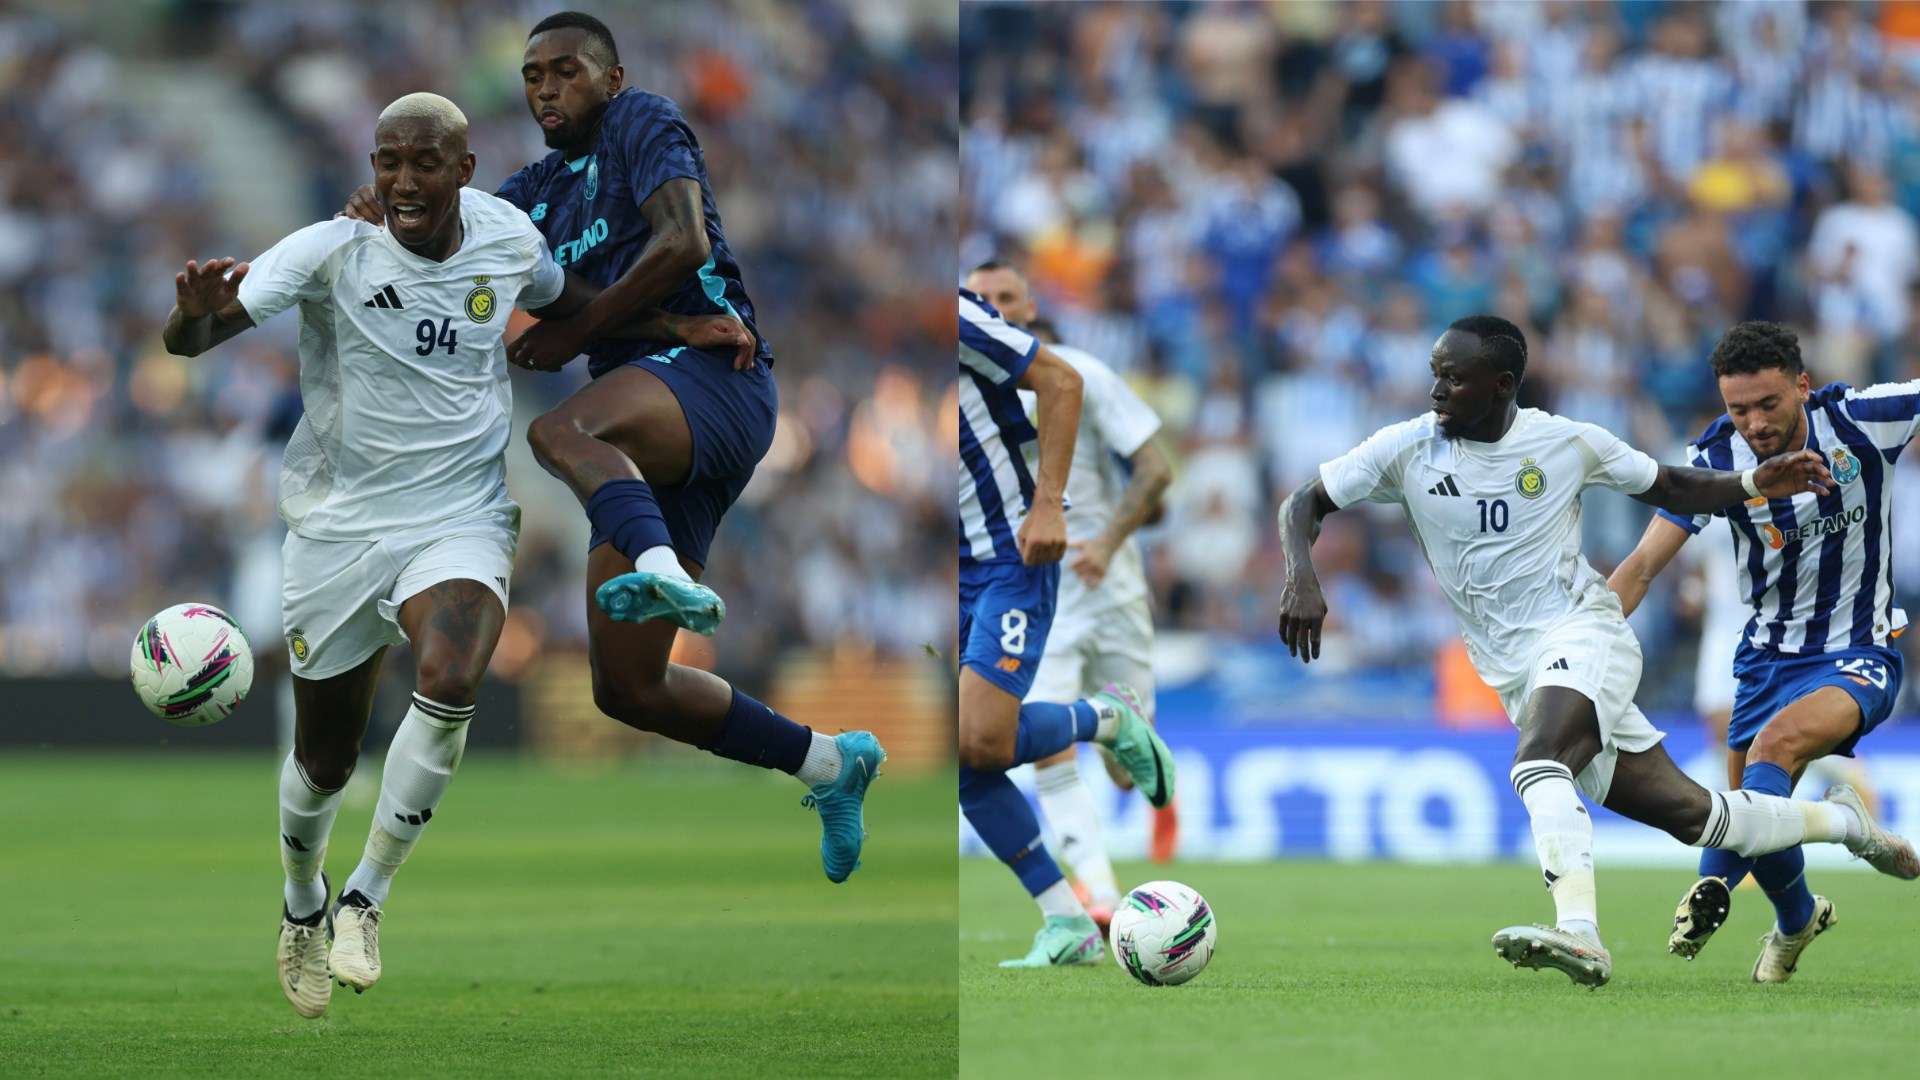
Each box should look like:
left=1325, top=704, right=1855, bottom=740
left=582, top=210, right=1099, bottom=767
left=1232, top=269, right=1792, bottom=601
left=0, top=752, right=955, bottom=1078
left=962, top=858, right=1920, bottom=1079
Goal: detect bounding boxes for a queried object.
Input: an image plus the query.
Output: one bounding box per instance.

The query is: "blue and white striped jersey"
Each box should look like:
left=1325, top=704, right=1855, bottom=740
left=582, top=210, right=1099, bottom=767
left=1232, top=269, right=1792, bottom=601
left=958, top=288, right=1040, bottom=564
left=1659, top=382, right=1920, bottom=654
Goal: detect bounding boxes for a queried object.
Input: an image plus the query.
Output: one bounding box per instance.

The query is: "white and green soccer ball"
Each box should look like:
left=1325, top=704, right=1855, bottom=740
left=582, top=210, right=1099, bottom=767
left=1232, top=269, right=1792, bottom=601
left=1110, top=880, right=1217, bottom=987
left=129, top=603, right=253, bottom=727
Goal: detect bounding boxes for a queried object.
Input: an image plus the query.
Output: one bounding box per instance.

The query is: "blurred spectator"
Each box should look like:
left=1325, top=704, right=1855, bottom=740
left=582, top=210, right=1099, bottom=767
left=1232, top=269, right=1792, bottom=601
left=963, top=0, right=1920, bottom=712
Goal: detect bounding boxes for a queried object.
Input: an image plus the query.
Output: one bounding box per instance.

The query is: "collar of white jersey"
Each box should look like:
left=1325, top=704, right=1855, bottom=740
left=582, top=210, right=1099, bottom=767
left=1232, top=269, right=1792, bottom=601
left=377, top=188, right=476, bottom=267
left=1432, top=406, right=1537, bottom=453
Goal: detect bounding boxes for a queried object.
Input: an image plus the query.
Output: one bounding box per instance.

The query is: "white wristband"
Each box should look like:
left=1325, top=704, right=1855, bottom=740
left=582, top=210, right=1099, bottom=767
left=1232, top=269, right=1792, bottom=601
left=1740, top=467, right=1761, bottom=499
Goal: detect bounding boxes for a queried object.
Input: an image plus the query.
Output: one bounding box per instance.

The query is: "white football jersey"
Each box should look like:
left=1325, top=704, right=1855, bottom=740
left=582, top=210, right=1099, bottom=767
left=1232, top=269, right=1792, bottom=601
left=1018, top=344, right=1161, bottom=613
left=1320, top=408, right=1660, bottom=691
left=237, top=188, right=564, bottom=541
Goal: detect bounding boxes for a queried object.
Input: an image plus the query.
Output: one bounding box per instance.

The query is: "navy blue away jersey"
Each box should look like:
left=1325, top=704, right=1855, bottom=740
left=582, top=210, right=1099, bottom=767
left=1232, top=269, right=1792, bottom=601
left=497, top=89, right=771, bottom=375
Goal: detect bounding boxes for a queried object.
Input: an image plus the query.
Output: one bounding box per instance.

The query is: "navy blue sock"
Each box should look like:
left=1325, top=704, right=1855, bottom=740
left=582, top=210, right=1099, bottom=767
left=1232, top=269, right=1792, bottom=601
left=585, top=479, right=672, bottom=561
left=1744, top=761, right=1816, bottom=934
left=1699, top=844, right=1754, bottom=889
left=960, top=765, right=1064, bottom=897
left=703, top=688, right=811, bottom=774
left=1010, top=700, right=1097, bottom=766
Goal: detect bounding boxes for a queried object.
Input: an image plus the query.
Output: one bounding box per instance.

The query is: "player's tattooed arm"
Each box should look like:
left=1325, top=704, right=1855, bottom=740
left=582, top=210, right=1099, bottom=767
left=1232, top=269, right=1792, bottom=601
left=163, top=258, right=256, bottom=357
left=509, top=179, right=713, bottom=372
left=1016, top=346, right=1083, bottom=566
left=1276, top=479, right=1340, bottom=664
left=1633, top=450, right=1832, bottom=515
left=1607, top=515, right=1692, bottom=619
left=1070, top=437, right=1172, bottom=588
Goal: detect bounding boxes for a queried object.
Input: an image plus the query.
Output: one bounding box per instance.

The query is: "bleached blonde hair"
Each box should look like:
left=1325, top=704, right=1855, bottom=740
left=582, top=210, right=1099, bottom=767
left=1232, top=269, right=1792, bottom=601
left=375, top=92, right=469, bottom=149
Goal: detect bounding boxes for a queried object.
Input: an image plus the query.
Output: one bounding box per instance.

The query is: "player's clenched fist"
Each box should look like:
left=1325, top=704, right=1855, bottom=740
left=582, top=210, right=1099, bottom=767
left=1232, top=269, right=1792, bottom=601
left=1018, top=500, right=1068, bottom=565
left=1277, top=578, right=1327, bottom=663
left=1753, top=448, right=1833, bottom=498
left=175, top=257, right=250, bottom=318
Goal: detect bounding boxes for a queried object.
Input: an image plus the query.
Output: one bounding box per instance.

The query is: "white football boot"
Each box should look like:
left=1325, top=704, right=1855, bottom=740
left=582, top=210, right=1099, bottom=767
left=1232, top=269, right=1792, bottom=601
left=1826, top=785, right=1920, bottom=879
left=277, top=873, right=332, bottom=1018
left=1752, top=896, right=1836, bottom=984
left=329, top=890, right=383, bottom=994
left=1493, top=924, right=1612, bottom=989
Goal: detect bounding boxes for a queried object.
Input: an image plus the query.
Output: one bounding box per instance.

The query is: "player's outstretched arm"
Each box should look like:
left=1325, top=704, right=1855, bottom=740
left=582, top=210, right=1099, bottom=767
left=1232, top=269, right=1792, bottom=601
left=1632, top=449, right=1832, bottom=515
left=519, top=270, right=755, bottom=370
left=1070, top=437, right=1172, bottom=587
left=1277, top=478, right=1340, bottom=663
left=508, top=178, right=712, bottom=372
left=1607, top=514, right=1692, bottom=619
left=162, top=258, right=256, bottom=358
left=1015, top=345, right=1083, bottom=566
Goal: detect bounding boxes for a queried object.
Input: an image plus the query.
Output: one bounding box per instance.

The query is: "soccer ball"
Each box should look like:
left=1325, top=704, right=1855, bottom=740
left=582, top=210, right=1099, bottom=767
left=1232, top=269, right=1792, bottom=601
left=1110, top=880, right=1217, bottom=987
left=129, top=603, right=254, bottom=727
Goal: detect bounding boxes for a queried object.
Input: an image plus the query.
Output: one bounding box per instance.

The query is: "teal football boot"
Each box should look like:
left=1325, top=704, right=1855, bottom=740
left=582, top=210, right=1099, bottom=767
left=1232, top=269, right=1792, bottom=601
left=803, top=731, right=885, bottom=883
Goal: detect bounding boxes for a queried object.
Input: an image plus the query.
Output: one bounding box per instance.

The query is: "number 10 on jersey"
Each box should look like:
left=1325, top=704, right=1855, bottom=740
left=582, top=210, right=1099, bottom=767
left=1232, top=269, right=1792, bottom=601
left=1477, top=498, right=1509, bottom=533
left=416, top=317, right=458, bottom=356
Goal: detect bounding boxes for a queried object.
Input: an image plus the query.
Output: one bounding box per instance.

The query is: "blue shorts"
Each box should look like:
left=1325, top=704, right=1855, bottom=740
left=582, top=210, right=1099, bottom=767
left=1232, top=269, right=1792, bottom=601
left=585, top=345, right=777, bottom=569
left=959, top=559, right=1059, bottom=699
left=1730, top=642, right=1904, bottom=756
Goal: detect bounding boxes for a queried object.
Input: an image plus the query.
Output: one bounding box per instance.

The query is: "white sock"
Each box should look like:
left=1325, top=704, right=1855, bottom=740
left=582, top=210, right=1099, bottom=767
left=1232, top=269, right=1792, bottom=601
left=1699, top=788, right=1860, bottom=856
left=1034, top=758, right=1122, bottom=907
left=634, top=544, right=690, bottom=581
left=1511, top=760, right=1598, bottom=932
left=1035, top=876, right=1087, bottom=920
left=341, top=693, right=473, bottom=906
left=1092, top=698, right=1120, bottom=742
left=796, top=731, right=843, bottom=787
left=280, top=753, right=344, bottom=918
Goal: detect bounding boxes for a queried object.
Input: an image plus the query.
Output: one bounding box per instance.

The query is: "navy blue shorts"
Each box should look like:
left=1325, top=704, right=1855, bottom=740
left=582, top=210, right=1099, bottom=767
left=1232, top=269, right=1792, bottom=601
left=959, top=559, right=1059, bottom=699
left=586, top=345, right=777, bottom=569
left=1730, top=642, right=1904, bottom=756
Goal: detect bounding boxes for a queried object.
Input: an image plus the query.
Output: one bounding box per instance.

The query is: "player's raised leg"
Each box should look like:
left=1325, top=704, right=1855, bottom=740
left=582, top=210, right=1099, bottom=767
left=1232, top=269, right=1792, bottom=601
left=527, top=365, right=722, bottom=634
left=330, top=577, right=504, bottom=993
left=583, top=542, right=879, bottom=881
left=278, top=651, right=387, bottom=1018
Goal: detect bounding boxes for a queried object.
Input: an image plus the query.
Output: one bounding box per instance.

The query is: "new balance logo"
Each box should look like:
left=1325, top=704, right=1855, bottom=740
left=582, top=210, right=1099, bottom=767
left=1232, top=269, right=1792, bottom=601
left=362, top=284, right=404, bottom=309
left=282, top=834, right=308, bottom=852
left=1427, top=475, right=1462, bottom=497
left=1547, top=658, right=1570, bottom=671
left=394, top=808, right=433, bottom=827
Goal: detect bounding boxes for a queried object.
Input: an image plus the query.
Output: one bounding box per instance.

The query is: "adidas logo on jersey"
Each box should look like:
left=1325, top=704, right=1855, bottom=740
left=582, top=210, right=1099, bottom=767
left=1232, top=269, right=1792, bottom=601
left=362, top=284, right=404, bottom=309
left=1547, top=658, right=1569, bottom=671
left=1427, top=475, right=1462, bottom=497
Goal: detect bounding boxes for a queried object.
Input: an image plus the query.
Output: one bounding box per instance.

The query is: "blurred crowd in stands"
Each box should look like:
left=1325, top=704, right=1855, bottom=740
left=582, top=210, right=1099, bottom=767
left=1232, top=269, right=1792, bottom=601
left=0, top=0, right=956, bottom=687
left=962, top=0, right=1920, bottom=711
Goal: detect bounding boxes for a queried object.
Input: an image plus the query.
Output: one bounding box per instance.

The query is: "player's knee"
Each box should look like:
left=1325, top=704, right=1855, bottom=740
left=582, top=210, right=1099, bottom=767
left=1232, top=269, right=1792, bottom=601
left=957, top=726, right=1015, bottom=772
left=295, top=744, right=356, bottom=792
left=526, top=410, right=580, bottom=470
left=414, top=653, right=482, bottom=709
left=1748, top=723, right=1818, bottom=773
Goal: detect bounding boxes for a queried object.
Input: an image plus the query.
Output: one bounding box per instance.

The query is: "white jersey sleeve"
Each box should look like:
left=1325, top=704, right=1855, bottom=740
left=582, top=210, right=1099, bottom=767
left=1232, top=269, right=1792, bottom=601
left=235, top=218, right=362, bottom=325
left=519, top=230, right=565, bottom=310
left=1570, top=421, right=1660, bottom=494
left=1082, top=359, right=1160, bottom=457
left=1318, top=417, right=1423, bottom=507
left=1842, top=380, right=1920, bottom=450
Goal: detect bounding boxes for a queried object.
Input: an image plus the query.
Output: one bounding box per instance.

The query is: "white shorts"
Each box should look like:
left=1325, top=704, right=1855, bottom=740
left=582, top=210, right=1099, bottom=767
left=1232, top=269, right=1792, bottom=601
left=1025, top=595, right=1154, bottom=717
left=1497, top=606, right=1665, bottom=803
left=282, top=508, right=518, bottom=680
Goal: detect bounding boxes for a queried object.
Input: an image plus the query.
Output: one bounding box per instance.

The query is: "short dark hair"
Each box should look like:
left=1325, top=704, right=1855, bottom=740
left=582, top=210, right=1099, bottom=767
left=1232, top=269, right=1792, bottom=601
left=530, top=11, right=619, bottom=68
left=1448, top=314, right=1528, bottom=381
left=969, top=259, right=1012, bottom=276
left=1709, top=321, right=1803, bottom=378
